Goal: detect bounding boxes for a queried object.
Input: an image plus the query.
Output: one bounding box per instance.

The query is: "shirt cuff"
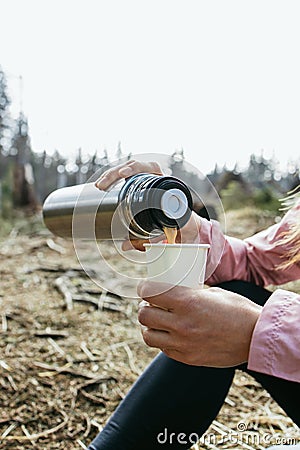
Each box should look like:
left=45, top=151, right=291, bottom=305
left=248, top=289, right=300, bottom=383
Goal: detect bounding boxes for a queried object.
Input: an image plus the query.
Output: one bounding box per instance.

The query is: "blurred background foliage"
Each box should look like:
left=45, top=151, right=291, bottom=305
left=0, top=65, right=299, bottom=228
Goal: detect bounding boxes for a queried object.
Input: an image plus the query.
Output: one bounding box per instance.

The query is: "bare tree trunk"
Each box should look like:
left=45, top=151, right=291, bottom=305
left=13, top=162, right=39, bottom=212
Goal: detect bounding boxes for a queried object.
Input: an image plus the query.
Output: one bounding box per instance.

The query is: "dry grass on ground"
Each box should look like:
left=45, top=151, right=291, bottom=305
left=0, top=209, right=299, bottom=449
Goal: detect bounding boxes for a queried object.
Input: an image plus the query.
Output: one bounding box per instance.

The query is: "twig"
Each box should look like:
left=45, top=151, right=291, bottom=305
left=47, top=337, right=73, bottom=363
left=32, top=265, right=83, bottom=273
left=80, top=390, right=106, bottom=406
left=27, top=265, right=63, bottom=273
left=71, top=375, right=115, bottom=409
left=90, top=419, right=103, bottom=432
left=82, top=413, right=92, bottom=439
left=77, top=440, right=88, bottom=449
left=77, top=375, right=117, bottom=391
left=0, top=416, right=11, bottom=425
left=81, top=341, right=97, bottom=361
left=34, top=328, right=69, bottom=338
left=72, top=294, right=123, bottom=312
left=54, top=277, right=73, bottom=310
left=113, top=385, right=126, bottom=399
left=72, top=295, right=99, bottom=308
left=0, top=360, right=13, bottom=371
left=1, top=411, right=69, bottom=441
left=225, top=396, right=236, bottom=407
left=34, top=361, right=114, bottom=380
left=123, top=343, right=142, bottom=375
left=1, top=422, right=18, bottom=438
left=21, top=424, right=36, bottom=447
left=105, top=338, right=139, bottom=351
left=1, top=313, right=7, bottom=332
left=46, top=238, right=66, bottom=254
left=6, top=375, right=18, bottom=391
left=74, top=375, right=117, bottom=406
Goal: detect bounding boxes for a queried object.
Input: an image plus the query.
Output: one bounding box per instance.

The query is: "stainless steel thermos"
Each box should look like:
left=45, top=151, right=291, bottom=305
left=43, top=174, right=193, bottom=240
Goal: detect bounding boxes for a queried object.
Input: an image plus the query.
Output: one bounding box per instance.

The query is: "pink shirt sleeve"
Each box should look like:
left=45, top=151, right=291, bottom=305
left=248, top=289, right=300, bottom=383
left=201, top=202, right=300, bottom=286
left=199, top=202, right=300, bottom=382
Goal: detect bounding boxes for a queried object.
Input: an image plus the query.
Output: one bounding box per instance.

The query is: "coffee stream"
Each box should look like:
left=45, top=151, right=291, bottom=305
left=163, top=227, right=177, bottom=245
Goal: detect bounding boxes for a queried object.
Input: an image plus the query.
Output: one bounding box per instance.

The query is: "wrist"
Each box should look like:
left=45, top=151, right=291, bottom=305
left=245, top=304, right=262, bottom=361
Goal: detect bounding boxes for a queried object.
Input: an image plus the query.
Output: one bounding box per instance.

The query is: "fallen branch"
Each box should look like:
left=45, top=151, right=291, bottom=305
left=1, top=422, right=18, bottom=438
left=82, top=413, right=92, bottom=439
left=47, top=337, right=73, bottom=363
left=26, top=264, right=82, bottom=273
left=46, top=238, right=66, bottom=254
left=1, top=313, right=7, bottom=332
left=72, top=294, right=123, bottom=312
left=79, top=390, right=106, bottom=406
left=123, top=343, right=142, bottom=376
left=54, top=277, right=73, bottom=310
left=0, top=360, right=13, bottom=371
left=21, top=424, right=37, bottom=447
left=33, top=361, right=116, bottom=380
left=80, top=341, right=97, bottom=361
left=77, top=439, right=88, bottom=449
left=1, top=411, right=69, bottom=441
left=76, top=375, right=117, bottom=390
left=34, top=328, right=69, bottom=339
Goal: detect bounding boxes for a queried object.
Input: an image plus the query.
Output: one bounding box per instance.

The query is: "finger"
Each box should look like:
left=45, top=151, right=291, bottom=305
left=141, top=327, right=173, bottom=349
left=137, top=281, right=193, bottom=311
left=121, top=234, right=165, bottom=252
left=121, top=239, right=134, bottom=251
left=95, top=160, right=163, bottom=190
left=138, top=302, right=173, bottom=331
left=95, top=160, right=136, bottom=190
left=121, top=239, right=148, bottom=251
left=119, top=160, right=163, bottom=178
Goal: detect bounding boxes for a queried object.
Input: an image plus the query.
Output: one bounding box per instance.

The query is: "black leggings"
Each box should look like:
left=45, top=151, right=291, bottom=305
left=88, top=281, right=300, bottom=449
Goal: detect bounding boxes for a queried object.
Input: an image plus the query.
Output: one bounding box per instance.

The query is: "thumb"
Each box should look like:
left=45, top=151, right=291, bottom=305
left=121, top=239, right=148, bottom=251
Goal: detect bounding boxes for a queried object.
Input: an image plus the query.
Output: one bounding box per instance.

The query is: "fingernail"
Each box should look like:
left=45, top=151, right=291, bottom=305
left=95, top=176, right=107, bottom=189
left=121, top=240, right=133, bottom=251
left=119, top=167, right=133, bottom=177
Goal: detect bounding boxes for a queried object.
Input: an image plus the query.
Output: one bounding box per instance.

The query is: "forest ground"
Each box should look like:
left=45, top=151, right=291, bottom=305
left=0, top=208, right=299, bottom=449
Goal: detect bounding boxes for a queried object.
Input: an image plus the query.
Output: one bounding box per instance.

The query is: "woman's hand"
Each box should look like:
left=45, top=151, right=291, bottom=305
left=137, top=282, right=262, bottom=367
left=121, top=210, right=202, bottom=251
left=95, top=159, right=202, bottom=250
left=95, top=159, right=164, bottom=190
left=95, top=160, right=164, bottom=251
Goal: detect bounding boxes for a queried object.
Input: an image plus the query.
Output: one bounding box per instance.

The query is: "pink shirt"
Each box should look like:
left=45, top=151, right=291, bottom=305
left=200, top=203, right=300, bottom=383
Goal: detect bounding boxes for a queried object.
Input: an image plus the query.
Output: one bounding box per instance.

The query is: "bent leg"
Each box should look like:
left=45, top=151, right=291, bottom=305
left=245, top=367, right=300, bottom=427
left=89, top=355, right=235, bottom=449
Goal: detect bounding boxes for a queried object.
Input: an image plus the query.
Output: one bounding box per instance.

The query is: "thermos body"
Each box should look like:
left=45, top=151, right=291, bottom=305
left=43, top=183, right=120, bottom=240
left=43, top=174, right=193, bottom=240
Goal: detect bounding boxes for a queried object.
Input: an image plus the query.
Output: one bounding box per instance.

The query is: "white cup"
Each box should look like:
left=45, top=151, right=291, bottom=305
left=143, top=243, right=210, bottom=289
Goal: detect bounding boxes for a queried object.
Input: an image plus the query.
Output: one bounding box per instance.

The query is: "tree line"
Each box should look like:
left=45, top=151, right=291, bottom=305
left=1, top=65, right=299, bottom=218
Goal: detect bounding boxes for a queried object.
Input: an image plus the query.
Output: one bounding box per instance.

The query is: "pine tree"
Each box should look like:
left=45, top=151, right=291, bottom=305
left=0, top=66, right=11, bottom=158
left=0, top=67, right=13, bottom=216
left=116, top=141, right=122, bottom=161
left=11, top=113, right=38, bottom=209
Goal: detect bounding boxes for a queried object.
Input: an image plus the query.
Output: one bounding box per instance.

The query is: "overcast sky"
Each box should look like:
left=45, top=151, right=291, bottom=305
left=1, top=0, right=300, bottom=173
